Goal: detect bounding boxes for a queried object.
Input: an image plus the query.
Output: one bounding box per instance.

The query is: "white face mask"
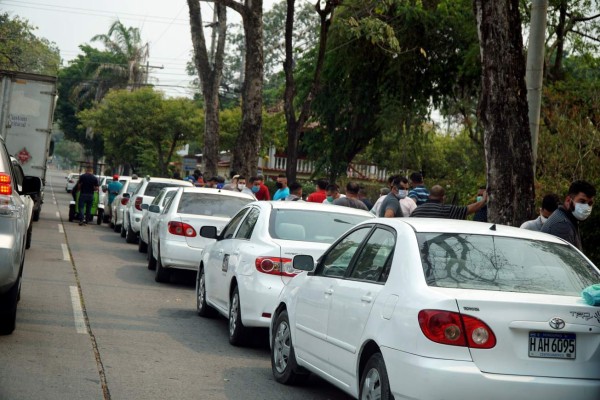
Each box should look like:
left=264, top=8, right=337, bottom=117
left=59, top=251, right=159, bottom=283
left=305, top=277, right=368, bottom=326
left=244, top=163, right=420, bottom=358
left=572, top=203, right=592, bottom=221
left=398, top=189, right=408, bottom=199
left=237, top=184, right=245, bottom=191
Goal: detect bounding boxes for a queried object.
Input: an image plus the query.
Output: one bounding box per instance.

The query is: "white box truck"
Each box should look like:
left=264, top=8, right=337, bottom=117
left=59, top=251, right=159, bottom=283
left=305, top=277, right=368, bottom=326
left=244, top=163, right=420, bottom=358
left=0, top=70, right=57, bottom=221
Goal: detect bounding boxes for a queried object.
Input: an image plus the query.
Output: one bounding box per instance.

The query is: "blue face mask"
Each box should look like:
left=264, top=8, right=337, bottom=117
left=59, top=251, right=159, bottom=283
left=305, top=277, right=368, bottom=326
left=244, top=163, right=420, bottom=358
left=251, top=186, right=260, bottom=193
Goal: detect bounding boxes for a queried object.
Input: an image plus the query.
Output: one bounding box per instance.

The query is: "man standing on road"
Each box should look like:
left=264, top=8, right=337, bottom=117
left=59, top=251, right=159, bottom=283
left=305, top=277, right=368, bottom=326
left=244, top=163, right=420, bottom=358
left=77, top=165, right=99, bottom=226
left=323, top=183, right=345, bottom=204
left=273, top=174, right=289, bottom=201
left=107, top=174, right=123, bottom=222
left=410, top=185, right=487, bottom=220
left=307, top=178, right=328, bottom=203
left=333, top=182, right=369, bottom=210
left=541, top=181, right=595, bottom=250
left=408, top=172, right=429, bottom=206
left=285, top=182, right=303, bottom=201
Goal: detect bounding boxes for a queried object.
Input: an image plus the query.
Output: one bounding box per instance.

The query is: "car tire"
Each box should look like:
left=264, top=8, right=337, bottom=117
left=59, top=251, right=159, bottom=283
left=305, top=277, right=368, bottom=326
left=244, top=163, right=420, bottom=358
left=271, top=309, right=309, bottom=385
left=138, top=236, right=147, bottom=253
left=228, top=286, right=248, bottom=346
left=126, top=222, right=137, bottom=244
left=25, top=223, right=32, bottom=249
left=113, top=221, right=120, bottom=232
left=32, top=208, right=40, bottom=222
left=120, top=224, right=126, bottom=238
left=154, top=245, right=170, bottom=283
left=147, top=241, right=156, bottom=270
left=0, top=276, right=20, bottom=335
left=103, top=213, right=110, bottom=224
left=196, top=267, right=216, bottom=317
left=359, top=353, right=392, bottom=400
left=97, top=209, right=103, bottom=225
left=68, top=204, right=75, bottom=222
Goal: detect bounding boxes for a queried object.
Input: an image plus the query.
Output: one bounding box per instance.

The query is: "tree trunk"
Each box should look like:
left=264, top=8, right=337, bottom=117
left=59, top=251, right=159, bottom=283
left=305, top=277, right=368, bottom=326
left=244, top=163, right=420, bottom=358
left=232, top=1, right=264, bottom=178
left=187, top=0, right=227, bottom=178
left=551, top=0, right=567, bottom=80
left=474, top=0, right=535, bottom=226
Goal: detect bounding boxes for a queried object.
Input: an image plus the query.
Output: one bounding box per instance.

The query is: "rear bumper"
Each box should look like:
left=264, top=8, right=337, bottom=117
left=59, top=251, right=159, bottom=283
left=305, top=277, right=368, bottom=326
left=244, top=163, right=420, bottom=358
left=0, top=234, right=21, bottom=293
left=160, top=239, right=202, bottom=271
left=382, top=347, right=600, bottom=400
left=130, top=211, right=142, bottom=232
left=237, top=274, right=284, bottom=328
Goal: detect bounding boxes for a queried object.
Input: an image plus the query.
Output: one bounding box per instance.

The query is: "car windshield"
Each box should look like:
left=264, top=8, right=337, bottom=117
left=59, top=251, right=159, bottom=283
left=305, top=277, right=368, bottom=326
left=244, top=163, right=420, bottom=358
left=417, top=233, right=600, bottom=296
left=269, top=209, right=372, bottom=243
left=176, top=193, right=252, bottom=217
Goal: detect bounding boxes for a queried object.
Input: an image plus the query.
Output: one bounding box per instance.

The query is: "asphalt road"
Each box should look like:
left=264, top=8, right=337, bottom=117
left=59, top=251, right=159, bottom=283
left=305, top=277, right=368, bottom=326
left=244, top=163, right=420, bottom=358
left=0, top=167, right=352, bottom=400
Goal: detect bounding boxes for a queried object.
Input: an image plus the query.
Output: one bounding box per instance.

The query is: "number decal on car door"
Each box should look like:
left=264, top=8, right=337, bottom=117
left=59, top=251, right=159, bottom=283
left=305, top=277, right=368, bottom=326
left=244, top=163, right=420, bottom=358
left=222, top=254, right=230, bottom=272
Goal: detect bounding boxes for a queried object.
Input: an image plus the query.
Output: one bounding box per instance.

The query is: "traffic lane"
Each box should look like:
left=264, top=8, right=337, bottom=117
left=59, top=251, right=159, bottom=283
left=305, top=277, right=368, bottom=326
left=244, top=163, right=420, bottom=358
left=57, top=195, right=351, bottom=399
left=0, top=186, right=103, bottom=400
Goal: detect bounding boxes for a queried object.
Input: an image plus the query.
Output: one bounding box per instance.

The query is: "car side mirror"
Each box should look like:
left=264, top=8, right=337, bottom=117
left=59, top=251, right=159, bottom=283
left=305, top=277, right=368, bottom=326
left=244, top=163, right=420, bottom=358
left=21, top=176, right=42, bottom=195
left=141, top=203, right=149, bottom=210
left=123, top=193, right=130, bottom=199
left=293, top=255, right=315, bottom=272
left=200, top=226, right=218, bottom=239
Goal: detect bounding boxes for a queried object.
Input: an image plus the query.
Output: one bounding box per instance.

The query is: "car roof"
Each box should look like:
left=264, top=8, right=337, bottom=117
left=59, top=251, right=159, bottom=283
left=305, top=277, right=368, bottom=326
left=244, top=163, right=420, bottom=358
left=144, top=177, right=193, bottom=186
left=259, top=200, right=375, bottom=217
left=180, top=187, right=255, bottom=200
left=365, top=217, right=566, bottom=244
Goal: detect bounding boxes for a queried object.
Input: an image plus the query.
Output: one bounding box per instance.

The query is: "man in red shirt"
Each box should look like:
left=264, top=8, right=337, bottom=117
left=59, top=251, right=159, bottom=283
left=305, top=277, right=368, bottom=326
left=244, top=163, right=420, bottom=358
left=255, top=175, right=271, bottom=201
left=307, top=178, right=328, bottom=203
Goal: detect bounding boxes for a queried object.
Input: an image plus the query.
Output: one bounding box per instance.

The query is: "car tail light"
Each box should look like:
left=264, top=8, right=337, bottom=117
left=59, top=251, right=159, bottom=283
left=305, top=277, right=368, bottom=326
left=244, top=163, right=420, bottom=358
left=255, top=257, right=296, bottom=277
left=134, top=196, right=143, bottom=211
left=0, top=173, right=12, bottom=195
left=68, top=179, right=74, bottom=183
left=418, top=310, right=496, bottom=349
left=121, top=197, right=129, bottom=206
left=168, top=221, right=196, bottom=237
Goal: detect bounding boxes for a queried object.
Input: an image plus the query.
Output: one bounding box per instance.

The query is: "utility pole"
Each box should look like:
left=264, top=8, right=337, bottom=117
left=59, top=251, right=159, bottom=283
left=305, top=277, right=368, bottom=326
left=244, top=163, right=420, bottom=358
left=525, top=0, right=548, bottom=174
left=144, top=61, right=164, bottom=85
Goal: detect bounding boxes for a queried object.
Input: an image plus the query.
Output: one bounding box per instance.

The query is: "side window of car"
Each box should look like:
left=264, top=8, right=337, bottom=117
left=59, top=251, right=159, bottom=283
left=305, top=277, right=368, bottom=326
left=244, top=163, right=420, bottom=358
left=316, top=227, right=372, bottom=278
left=221, top=209, right=248, bottom=239
left=235, top=207, right=260, bottom=240
left=350, top=228, right=396, bottom=283
left=162, top=191, right=176, bottom=206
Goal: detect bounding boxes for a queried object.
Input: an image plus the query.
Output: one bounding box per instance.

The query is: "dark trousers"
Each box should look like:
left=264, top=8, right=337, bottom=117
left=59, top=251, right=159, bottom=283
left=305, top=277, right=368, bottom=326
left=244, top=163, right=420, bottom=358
left=78, top=193, right=93, bottom=223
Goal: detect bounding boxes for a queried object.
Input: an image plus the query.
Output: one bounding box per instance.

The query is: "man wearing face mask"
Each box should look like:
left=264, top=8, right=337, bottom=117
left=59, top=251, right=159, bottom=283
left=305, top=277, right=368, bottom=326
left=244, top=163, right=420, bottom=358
left=398, top=176, right=416, bottom=217
left=520, top=193, right=560, bottom=231
left=379, top=175, right=405, bottom=218
left=273, top=174, right=290, bottom=201
left=241, top=176, right=260, bottom=199
left=541, top=181, right=595, bottom=250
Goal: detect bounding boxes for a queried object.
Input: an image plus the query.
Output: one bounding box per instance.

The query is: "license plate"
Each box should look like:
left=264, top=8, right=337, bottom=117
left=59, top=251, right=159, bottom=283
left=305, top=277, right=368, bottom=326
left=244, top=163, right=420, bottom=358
left=528, top=332, right=576, bottom=359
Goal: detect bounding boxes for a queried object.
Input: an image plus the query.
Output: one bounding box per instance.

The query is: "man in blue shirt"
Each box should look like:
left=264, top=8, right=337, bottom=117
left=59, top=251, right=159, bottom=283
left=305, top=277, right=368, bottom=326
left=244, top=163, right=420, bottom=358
left=408, top=172, right=429, bottom=206
left=107, top=174, right=123, bottom=222
left=273, top=174, right=290, bottom=201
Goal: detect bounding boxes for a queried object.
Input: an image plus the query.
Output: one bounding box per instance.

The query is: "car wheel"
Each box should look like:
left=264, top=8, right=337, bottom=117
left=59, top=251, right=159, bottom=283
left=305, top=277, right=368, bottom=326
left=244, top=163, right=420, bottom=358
left=196, top=267, right=216, bottom=317
left=68, top=204, right=75, bottom=222
left=154, top=245, right=170, bottom=283
left=120, top=224, right=126, bottom=238
left=97, top=209, right=103, bottom=225
left=113, top=221, right=120, bottom=232
left=126, top=222, right=137, bottom=244
left=138, top=236, right=148, bottom=253
left=271, top=309, right=309, bottom=385
left=32, top=208, right=40, bottom=222
left=228, top=286, right=248, bottom=346
left=147, top=240, right=157, bottom=270
left=103, top=212, right=110, bottom=223
left=25, top=223, right=32, bottom=249
left=359, top=353, right=392, bottom=400
left=0, top=276, right=20, bottom=335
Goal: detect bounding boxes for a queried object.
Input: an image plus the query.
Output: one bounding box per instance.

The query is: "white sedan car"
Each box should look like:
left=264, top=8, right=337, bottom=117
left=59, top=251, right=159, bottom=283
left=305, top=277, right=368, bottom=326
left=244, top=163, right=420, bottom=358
left=196, top=202, right=374, bottom=346
left=111, top=178, right=142, bottom=233
left=271, top=218, right=600, bottom=400
left=149, top=187, right=254, bottom=283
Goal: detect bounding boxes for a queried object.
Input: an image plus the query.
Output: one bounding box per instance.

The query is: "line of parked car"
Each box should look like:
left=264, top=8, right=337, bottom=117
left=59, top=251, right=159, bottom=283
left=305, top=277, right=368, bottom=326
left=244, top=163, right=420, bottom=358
left=103, top=175, right=600, bottom=400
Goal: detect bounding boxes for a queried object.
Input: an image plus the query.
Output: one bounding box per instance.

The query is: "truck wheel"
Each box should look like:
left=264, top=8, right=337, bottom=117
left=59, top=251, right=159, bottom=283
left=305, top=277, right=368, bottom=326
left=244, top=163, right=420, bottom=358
left=0, top=276, right=20, bottom=335
left=25, top=223, right=32, bottom=249
left=97, top=210, right=103, bottom=225
left=32, top=208, right=40, bottom=222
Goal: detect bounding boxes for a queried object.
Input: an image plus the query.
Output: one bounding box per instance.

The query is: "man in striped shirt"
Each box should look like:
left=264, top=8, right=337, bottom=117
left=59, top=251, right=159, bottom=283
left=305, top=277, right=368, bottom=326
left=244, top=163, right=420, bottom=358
left=411, top=185, right=488, bottom=219
left=408, top=172, right=429, bottom=206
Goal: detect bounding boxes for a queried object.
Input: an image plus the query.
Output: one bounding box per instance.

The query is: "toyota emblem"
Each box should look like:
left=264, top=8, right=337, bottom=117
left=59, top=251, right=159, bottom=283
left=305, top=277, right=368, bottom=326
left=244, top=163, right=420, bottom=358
left=549, top=317, right=566, bottom=330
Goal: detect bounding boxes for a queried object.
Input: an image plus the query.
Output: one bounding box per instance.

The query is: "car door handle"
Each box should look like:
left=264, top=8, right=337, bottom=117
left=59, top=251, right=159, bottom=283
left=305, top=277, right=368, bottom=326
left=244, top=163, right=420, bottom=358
left=361, top=295, right=373, bottom=303
left=218, top=250, right=224, bottom=255
left=324, top=289, right=334, bottom=295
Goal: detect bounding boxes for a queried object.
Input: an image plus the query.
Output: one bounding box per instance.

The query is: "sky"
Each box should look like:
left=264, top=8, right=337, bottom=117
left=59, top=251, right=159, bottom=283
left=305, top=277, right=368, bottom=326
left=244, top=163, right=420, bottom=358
left=2, top=0, right=277, bottom=98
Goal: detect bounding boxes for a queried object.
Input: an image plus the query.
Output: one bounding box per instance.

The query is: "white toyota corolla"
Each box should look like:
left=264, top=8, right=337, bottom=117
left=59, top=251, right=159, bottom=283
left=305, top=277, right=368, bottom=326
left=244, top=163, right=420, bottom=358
left=270, top=218, right=600, bottom=400
left=196, top=201, right=374, bottom=346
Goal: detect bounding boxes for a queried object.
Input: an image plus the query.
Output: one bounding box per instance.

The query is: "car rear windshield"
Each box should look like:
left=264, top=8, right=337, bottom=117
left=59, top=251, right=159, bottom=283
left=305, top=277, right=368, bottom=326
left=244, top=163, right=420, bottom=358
left=177, top=193, right=251, bottom=217
left=269, top=210, right=372, bottom=243
left=417, top=233, right=600, bottom=296
left=127, top=182, right=141, bottom=194
left=144, top=182, right=187, bottom=197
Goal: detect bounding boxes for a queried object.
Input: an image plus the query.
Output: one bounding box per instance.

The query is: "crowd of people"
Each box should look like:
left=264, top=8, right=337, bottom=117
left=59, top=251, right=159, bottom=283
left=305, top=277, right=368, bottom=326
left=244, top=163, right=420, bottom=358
left=176, top=169, right=595, bottom=252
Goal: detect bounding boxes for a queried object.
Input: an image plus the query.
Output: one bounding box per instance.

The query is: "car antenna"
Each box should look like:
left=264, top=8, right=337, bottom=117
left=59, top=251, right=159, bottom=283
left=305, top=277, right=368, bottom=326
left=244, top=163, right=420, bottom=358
left=489, top=224, right=496, bottom=231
